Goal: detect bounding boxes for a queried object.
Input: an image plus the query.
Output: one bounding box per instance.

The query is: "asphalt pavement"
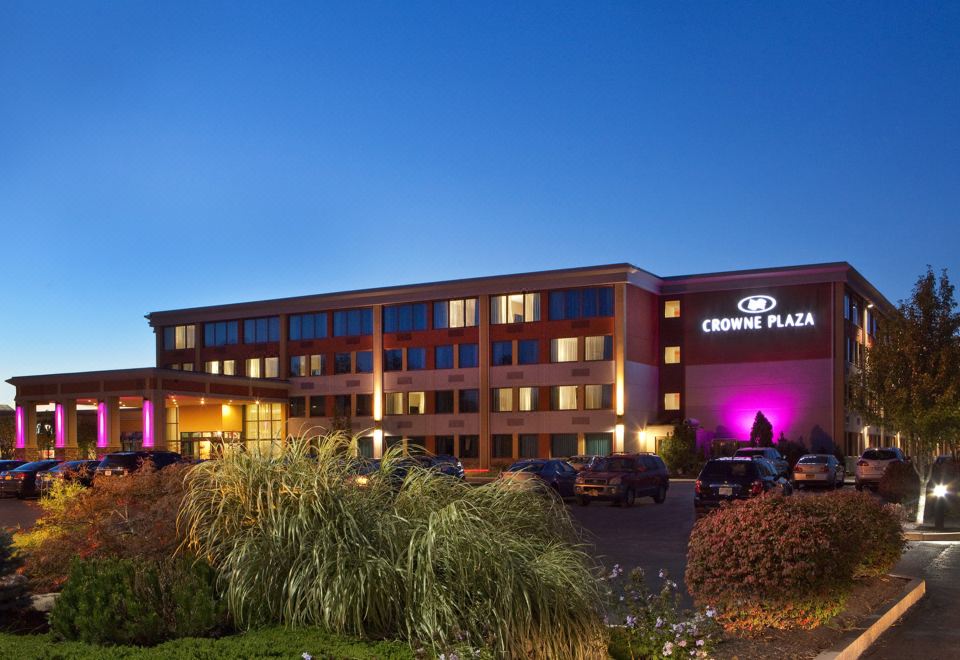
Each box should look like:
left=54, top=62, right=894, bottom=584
left=0, top=497, right=40, bottom=531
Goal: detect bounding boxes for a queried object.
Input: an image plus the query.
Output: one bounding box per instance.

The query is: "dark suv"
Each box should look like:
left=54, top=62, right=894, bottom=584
left=95, top=451, right=183, bottom=478
left=733, top=447, right=790, bottom=477
left=694, top=457, right=791, bottom=517
left=574, top=453, right=669, bottom=506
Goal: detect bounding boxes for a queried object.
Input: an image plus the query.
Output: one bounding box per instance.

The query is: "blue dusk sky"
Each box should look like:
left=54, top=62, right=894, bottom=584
left=1, top=2, right=958, bottom=405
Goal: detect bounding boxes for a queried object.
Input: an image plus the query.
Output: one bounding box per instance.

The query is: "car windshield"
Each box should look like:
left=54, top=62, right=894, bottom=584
left=798, top=455, right=829, bottom=464
left=594, top=458, right=635, bottom=472
left=99, top=455, right=143, bottom=469
left=507, top=462, right=544, bottom=472
left=863, top=450, right=898, bottom=461
left=13, top=460, right=60, bottom=472
left=700, top=461, right=757, bottom=480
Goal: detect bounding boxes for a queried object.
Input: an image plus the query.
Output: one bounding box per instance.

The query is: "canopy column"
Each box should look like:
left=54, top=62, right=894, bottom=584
left=14, top=402, right=38, bottom=461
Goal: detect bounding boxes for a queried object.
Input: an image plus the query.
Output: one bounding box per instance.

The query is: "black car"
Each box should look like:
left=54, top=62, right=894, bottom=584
left=414, top=454, right=465, bottom=480
left=95, top=451, right=183, bottom=477
left=350, top=454, right=464, bottom=489
left=0, top=459, right=63, bottom=498
left=499, top=459, right=578, bottom=497
left=694, top=457, right=791, bottom=517
left=37, top=459, right=101, bottom=495
left=0, top=460, right=27, bottom=472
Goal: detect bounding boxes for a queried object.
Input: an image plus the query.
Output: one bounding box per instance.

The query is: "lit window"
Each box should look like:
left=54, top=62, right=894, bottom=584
left=244, top=403, right=282, bottom=443
left=290, top=356, right=307, bottom=377
left=246, top=358, right=261, bottom=379
left=551, top=337, right=578, bottom=363
left=551, top=385, right=578, bottom=411
left=492, top=387, right=513, bottom=412
left=584, top=336, right=613, bottom=361
left=491, top=293, right=540, bottom=324
left=205, top=361, right=220, bottom=375
left=223, top=360, right=235, bottom=376
left=664, top=346, right=681, bottom=364
left=182, top=363, right=194, bottom=372
left=164, top=325, right=196, bottom=350
left=407, top=392, right=426, bottom=415
left=664, top=301, right=680, bottom=318
left=518, top=387, right=539, bottom=412
left=664, top=393, right=680, bottom=410
left=264, top=357, right=279, bottom=379
left=434, top=298, right=479, bottom=328
left=385, top=392, right=404, bottom=415
left=584, top=384, right=613, bottom=410
left=310, top=354, right=324, bottom=376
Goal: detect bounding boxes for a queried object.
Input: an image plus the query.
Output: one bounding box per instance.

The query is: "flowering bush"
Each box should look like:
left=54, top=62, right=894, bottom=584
left=685, top=492, right=904, bottom=632
left=606, top=565, right=721, bottom=659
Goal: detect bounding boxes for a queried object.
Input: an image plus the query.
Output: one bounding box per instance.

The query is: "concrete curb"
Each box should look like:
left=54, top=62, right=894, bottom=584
left=903, top=530, right=960, bottom=542
left=813, top=575, right=925, bottom=660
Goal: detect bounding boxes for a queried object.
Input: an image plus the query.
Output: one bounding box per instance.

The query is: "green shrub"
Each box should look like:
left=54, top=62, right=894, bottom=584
left=50, top=558, right=228, bottom=645
left=878, top=461, right=920, bottom=505
left=180, top=432, right=607, bottom=658
left=685, top=491, right=905, bottom=632
left=0, top=530, right=29, bottom=618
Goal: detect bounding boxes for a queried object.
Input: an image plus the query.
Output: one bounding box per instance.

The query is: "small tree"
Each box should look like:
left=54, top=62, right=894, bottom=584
left=749, top=411, right=773, bottom=447
left=852, top=267, right=960, bottom=524
left=0, top=414, right=14, bottom=458
left=660, top=421, right=698, bottom=475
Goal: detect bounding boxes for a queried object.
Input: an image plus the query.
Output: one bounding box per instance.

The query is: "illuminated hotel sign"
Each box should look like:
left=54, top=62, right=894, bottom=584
left=701, top=295, right=815, bottom=333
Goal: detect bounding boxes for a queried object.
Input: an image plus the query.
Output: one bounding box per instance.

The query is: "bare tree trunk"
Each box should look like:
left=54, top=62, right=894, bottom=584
left=916, top=474, right=929, bottom=525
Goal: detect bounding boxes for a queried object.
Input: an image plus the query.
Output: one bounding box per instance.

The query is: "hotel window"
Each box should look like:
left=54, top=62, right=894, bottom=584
left=164, top=325, right=196, bottom=350
left=458, top=389, right=480, bottom=413
left=290, top=356, right=307, bottom=377
left=333, top=395, right=350, bottom=416
left=289, top=396, right=306, bottom=418
left=383, top=303, right=428, bottom=333
left=551, top=434, right=578, bottom=458
left=518, top=386, right=539, bottom=411
left=551, top=385, right=578, bottom=411
left=492, top=434, right=513, bottom=458
left=664, top=300, right=680, bottom=318
left=585, top=335, right=613, bottom=361
left=356, top=351, right=373, bottom=373
left=384, top=349, right=403, bottom=372
left=204, top=321, right=239, bottom=346
left=458, top=343, right=479, bottom=368
left=491, top=341, right=512, bottom=366
left=492, top=387, right=513, bottom=412
left=385, top=435, right=404, bottom=453
left=664, top=346, right=681, bottom=364
left=385, top=392, right=404, bottom=415
left=585, top=432, right=612, bottom=456
left=851, top=301, right=860, bottom=326
left=357, top=436, right=374, bottom=458
left=435, top=435, right=455, bottom=455
left=407, top=347, right=427, bottom=370
left=289, top=312, right=328, bottom=340
left=548, top=287, right=614, bottom=320
left=244, top=317, right=280, bottom=344
left=264, top=357, right=279, bottom=379
left=310, top=354, right=325, bottom=376
left=844, top=294, right=850, bottom=321
left=459, top=435, right=479, bottom=458
left=223, top=360, right=236, bottom=375
left=333, top=308, right=373, bottom=337
left=435, top=345, right=454, bottom=369
left=205, top=360, right=220, bottom=375
left=334, top=352, right=352, bottom=375
left=182, top=363, right=194, bottom=372
left=309, top=396, right=326, bottom=417
left=551, top=337, right=578, bottom=363
left=519, top=434, right=538, bottom=458
left=491, top=293, right=540, bottom=324
left=356, top=394, right=373, bottom=417
left=664, top=392, right=681, bottom=410
left=434, top=298, right=478, bottom=329
left=517, top=339, right=539, bottom=364
left=245, top=358, right=261, bottom=378
left=244, top=402, right=283, bottom=443
left=167, top=363, right=181, bottom=370
left=435, top=390, right=455, bottom=414
left=408, top=392, right=426, bottom=415
left=584, top=384, right=613, bottom=410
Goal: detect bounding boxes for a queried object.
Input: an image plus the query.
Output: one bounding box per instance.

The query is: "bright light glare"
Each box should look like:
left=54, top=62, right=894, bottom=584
left=933, top=484, right=948, bottom=498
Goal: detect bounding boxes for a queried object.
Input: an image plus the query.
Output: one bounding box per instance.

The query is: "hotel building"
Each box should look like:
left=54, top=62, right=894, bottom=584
left=7, top=262, right=895, bottom=466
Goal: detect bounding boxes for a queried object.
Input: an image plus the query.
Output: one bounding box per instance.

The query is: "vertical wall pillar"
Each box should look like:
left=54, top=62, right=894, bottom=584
left=142, top=394, right=167, bottom=450
left=372, top=304, right=384, bottom=458
left=614, top=283, right=627, bottom=452
left=478, top=293, right=491, bottom=470
left=63, top=399, right=78, bottom=460
left=15, top=402, right=38, bottom=461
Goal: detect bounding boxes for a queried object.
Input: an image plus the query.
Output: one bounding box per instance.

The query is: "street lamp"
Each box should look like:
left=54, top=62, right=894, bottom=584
left=933, top=484, right=948, bottom=530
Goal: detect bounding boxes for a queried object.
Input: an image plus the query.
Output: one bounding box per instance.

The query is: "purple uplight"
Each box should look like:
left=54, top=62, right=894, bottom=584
left=97, top=401, right=108, bottom=448
left=55, top=403, right=65, bottom=448
left=142, top=399, right=154, bottom=448
left=15, top=406, right=25, bottom=449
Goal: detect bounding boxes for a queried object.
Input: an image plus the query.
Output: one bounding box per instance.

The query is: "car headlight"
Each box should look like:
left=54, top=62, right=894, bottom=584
left=355, top=475, right=370, bottom=487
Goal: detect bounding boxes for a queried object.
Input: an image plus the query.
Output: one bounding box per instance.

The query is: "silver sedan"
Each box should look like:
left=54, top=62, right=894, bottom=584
left=792, top=454, right=845, bottom=489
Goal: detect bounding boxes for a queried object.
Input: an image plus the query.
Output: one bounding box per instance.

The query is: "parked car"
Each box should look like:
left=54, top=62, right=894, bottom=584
left=734, top=447, right=790, bottom=477
left=928, top=455, right=959, bottom=495
left=566, top=455, right=600, bottom=472
left=0, top=459, right=63, bottom=498
left=0, top=460, right=27, bottom=473
left=499, top=459, right=578, bottom=497
left=350, top=454, right=464, bottom=489
left=95, top=450, right=183, bottom=478
left=855, top=447, right=907, bottom=491
left=792, top=454, right=845, bottom=489
left=694, top=457, right=791, bottom=517
left=37, top=459, right=101, bottom=495
left=415, top=454, right=465, bottom=480
left=574, top=453, right=670, bottom=506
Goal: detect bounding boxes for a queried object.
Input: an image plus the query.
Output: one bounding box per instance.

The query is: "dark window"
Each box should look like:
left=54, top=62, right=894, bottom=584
left=548, top=287, right=615, bottom=320
left=491, top=341, right=512, bottom=366
left=493, top=434, right=513, bottom=458
left=289, top=312, right=328, bottom=341
left=355, top=351, right=373, bottom=373
left=458, top=344, right=478, bottom=368
left=333, top=308, right=373, bottom=337
left=458, top=389, right=480, bottom=413
left=435, top=435, right=455, bottom=455
left=518, top=434, right=539, bottom=458
left=383, top=303, right=429, bottom=332
left=204, top=321, right=238, bottom=346
left=289, top=397, right=306, bottom=418
left=163, top=327, right=175, bottom=350
left=309, top=396, right=326, bottom=417
left=334, top=353, right=352, bottom=375
left=435, top=345, right=454, bottom=369
left=384, top=349, right=403, bottom=372
left=584, top=433, right=612, bottom=456
left=355, top=394, right=373, bottom=417
left=407, top=347, right=426, bottom=370
left=244, top=317, right=280, bottom=343
left=517, top=339, right=539, bottom=365
left=435, top=390, right=455, bottom=414
left=333, top=395, right=351, bottom=416
left=459, top=435, right=479, bottom=459
left=385, top=436, right=403, bottom=452
left=357, top=436, right=374, bottom=458
left=550, top=434, right=578, bottom=458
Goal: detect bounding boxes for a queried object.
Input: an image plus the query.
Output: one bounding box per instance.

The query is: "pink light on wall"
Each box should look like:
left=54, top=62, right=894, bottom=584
left=15, top=406, right=25, bottom=449
left=55, top=403, right=65, bottom=448
left=97, top=401, right=108, bottom=448
left=142, top=399, right=154, bottom=448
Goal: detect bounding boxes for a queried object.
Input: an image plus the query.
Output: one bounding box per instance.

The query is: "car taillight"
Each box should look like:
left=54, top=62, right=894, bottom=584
left=749, top=480, right=763, bottom=496
left=695, top=479, right=702, bottom=495
left=820, top=466, right=830, bottom=473
left=857, top=459, right=868, bottom=466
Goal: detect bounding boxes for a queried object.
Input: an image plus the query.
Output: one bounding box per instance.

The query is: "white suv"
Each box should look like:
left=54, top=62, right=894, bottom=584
left=855, top=447, right=907, bottom=490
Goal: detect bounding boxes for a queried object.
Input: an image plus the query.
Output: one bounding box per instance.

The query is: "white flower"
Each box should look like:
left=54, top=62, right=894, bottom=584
left=659, top=568, right=666, bottom=578
left=663, top=641, right=674, bottom=656
left=302, top=654, right=312, bottom=660
left=655, top=617, right=664, bottom=628
left=696, top=639, right=705, bottom=647
left=678, top=639, right=687, bottom=647
left=705, top=606, right=717, bottom=618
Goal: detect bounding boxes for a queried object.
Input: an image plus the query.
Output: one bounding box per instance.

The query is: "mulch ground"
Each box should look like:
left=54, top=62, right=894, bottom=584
left=715, top=575, right=908, bottom=660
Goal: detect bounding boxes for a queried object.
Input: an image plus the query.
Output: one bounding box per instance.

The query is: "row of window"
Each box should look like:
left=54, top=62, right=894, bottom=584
left=358, top=432, right=612, bottom=460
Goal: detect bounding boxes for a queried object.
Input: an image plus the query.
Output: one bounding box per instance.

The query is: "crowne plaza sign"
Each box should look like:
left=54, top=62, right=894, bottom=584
left=701, top=295, right=815, bottom=333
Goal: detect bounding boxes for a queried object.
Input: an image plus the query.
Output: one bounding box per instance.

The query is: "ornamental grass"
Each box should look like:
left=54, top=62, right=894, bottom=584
left=179, top=431, right=606, bottom=658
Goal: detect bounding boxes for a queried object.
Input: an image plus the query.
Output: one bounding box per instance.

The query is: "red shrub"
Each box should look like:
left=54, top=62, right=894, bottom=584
left=878, top=462, right=920, bottom=505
